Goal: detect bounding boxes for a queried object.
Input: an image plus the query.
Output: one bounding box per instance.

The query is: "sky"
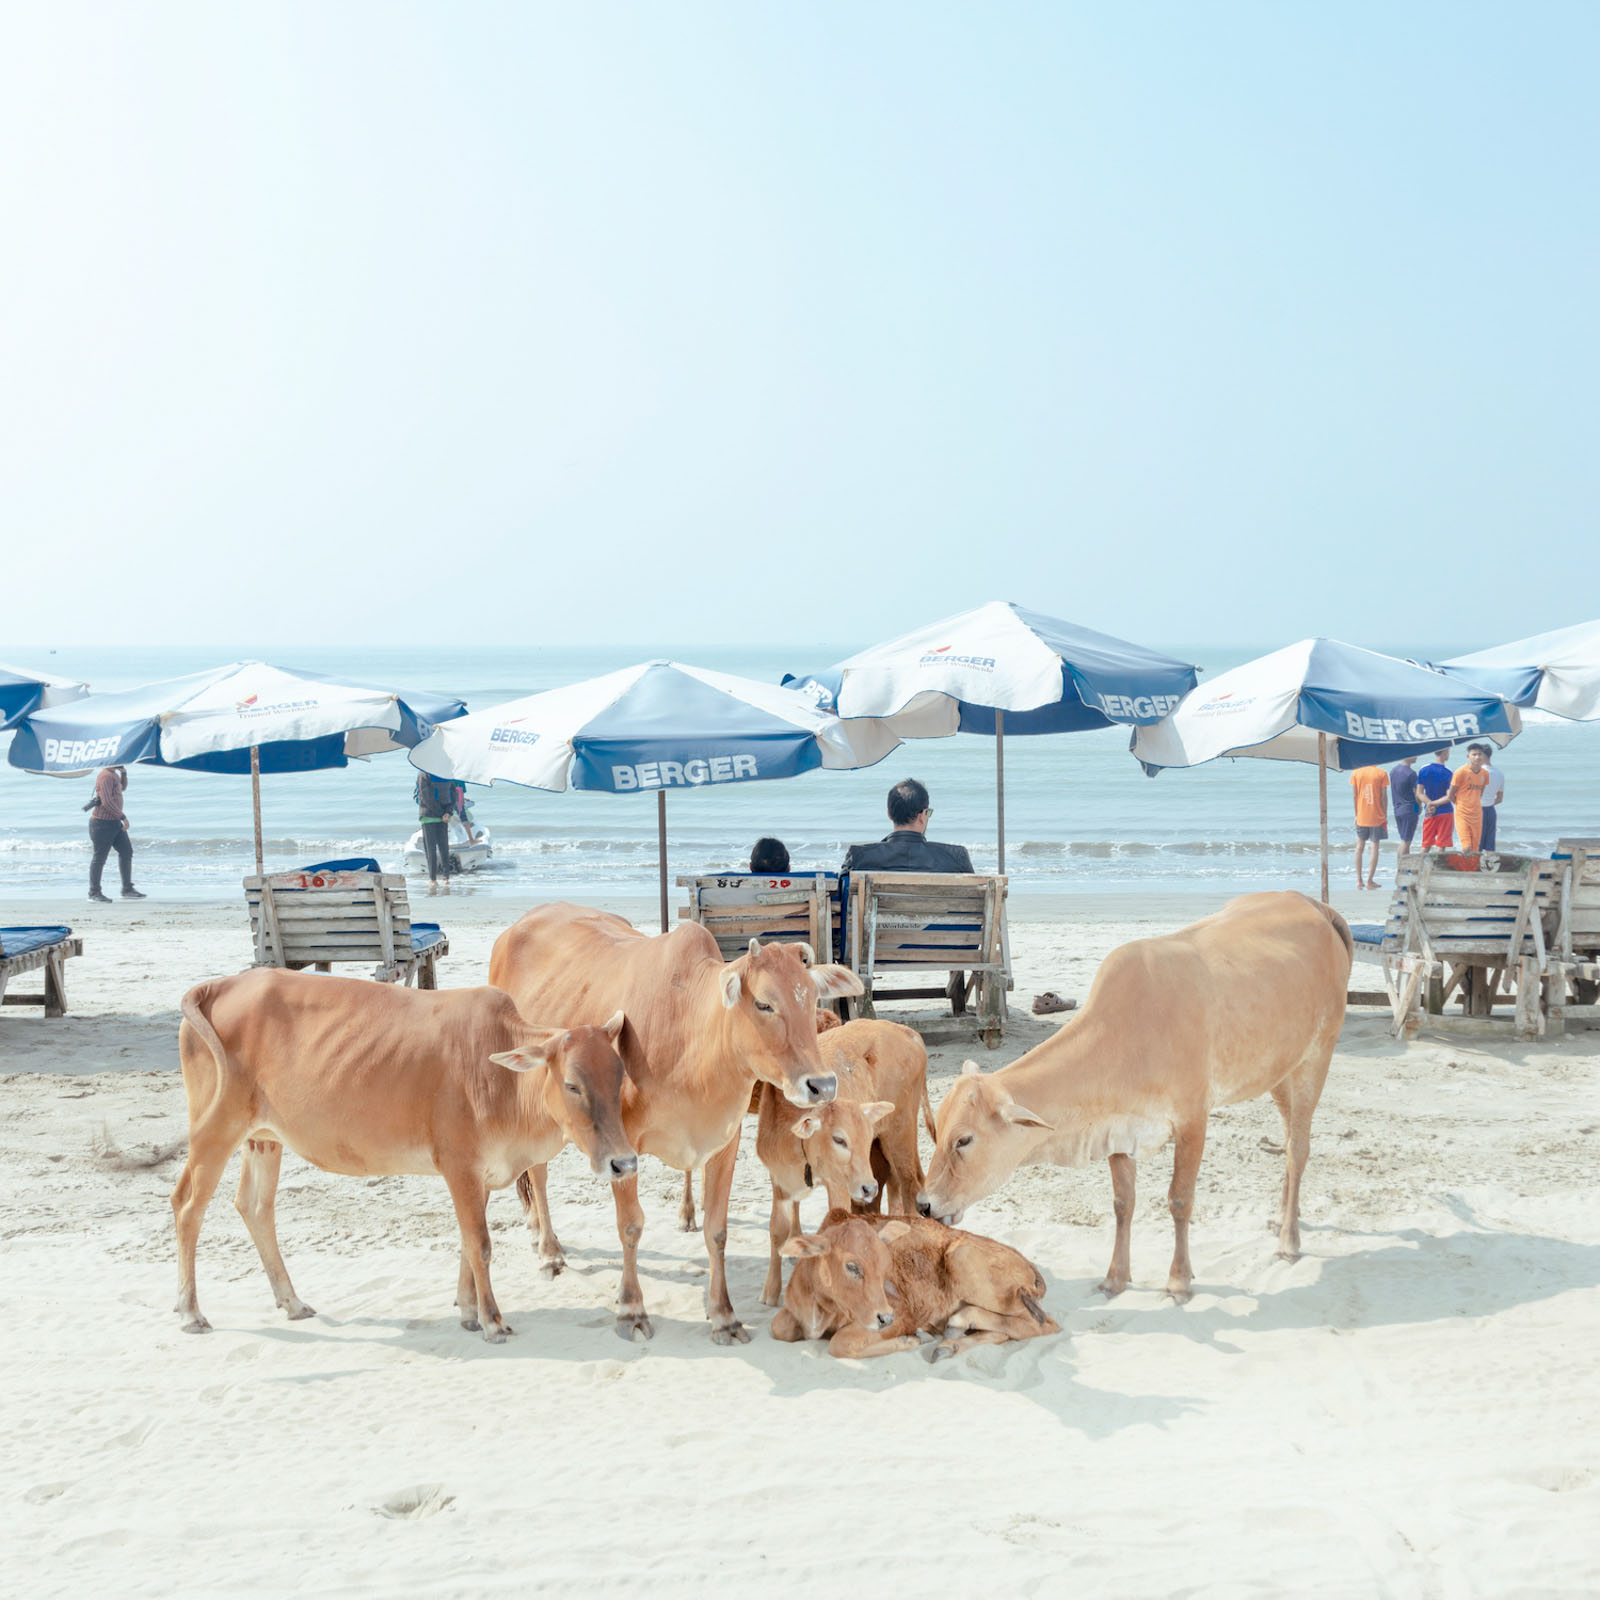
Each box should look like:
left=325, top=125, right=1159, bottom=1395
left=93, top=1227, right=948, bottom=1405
left=1, top=2, right=1594, bottom=654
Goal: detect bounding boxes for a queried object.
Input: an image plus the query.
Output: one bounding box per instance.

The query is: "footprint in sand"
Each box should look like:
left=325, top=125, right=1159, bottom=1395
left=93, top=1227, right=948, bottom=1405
left=107, top=1418, right=157, bottom=1449
left=374, top=1484, right=454, bottom=1520
left=225, top=1342, right=263, bottom=1364
left=24, top=1482, right=73, bottom=1505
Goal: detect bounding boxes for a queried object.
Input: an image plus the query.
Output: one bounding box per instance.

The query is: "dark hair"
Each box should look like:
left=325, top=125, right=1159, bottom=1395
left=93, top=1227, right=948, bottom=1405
left=1467, top=742, right=1491, bottom=757
left=750, top=837, right=790, bottom=873
left=887, top=778, right=930, bottom=827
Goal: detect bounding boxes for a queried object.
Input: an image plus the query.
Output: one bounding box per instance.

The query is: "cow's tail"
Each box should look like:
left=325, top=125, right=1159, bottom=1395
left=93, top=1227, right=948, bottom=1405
left=514, top=1170, right=535, bottom=1217
left=1313, top=900, right=1354, bottom=966
left=178, top=982, right=235, bottom=1118
left=921, top=1078, right=937, bottom=1141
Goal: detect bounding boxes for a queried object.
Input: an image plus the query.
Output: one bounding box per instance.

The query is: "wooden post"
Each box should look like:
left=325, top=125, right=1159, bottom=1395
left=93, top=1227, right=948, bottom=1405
left=251, top=744, right=264, bottom=876
left=1317, top=733, right=1329, bottom=904
left=994, top=710, right=1006, bottom=876
left=657, top=789, right=669, bottom=934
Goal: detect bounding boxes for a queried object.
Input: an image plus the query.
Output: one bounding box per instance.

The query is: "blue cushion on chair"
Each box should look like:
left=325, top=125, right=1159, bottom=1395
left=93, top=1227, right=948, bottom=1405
left=0, top=926, right=73, bottom=959
left=1348, top=923, right=1386, bottom=946
left=410, top=922, right=446, bottom=953
left=301, top=857, right=382, bottom=875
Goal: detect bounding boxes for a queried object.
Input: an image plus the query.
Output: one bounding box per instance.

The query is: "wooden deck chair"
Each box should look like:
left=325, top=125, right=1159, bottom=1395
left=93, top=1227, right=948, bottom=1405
left=841, top=871, right=1010, bottom=1046
left=1547, top=838, right=1600, bottom=1033
left=676, top=872, right=840, bottom=963
left=0, top=926, right=82, bottom=1017
left=244, top=861, right=448, bottom=987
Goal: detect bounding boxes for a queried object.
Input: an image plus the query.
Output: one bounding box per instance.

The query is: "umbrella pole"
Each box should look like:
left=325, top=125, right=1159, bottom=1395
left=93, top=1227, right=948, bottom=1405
left=995, top=710, right=1006, bottom=876
left=251, top=744, right=264, bottom=876
left=1317, top=733, right=1329, bottom=904
left=658, top=789, right=669, bottom=934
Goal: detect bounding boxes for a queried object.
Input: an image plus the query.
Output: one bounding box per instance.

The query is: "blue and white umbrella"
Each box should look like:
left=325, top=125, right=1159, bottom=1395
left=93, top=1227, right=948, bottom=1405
left=1435, top=619, right=1600, bottom=723
left=0, top=660, right=87, bottom=730
left=9, top=661, right=467, bottom=871
left=785, top=600, right=1200, bottom=870
left=409, top=659, right=900, bottom=928
left=1131, top=638, right=1520, bottom=898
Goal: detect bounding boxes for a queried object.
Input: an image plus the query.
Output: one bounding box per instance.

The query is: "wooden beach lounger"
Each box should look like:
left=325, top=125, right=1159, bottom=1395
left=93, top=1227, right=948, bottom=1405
left=1547, top=838, right=1600, bottom=1033
left=0, top=926, right=82, bottom=1017
left=677, top=872, right=841, bottom=963
left=840, top=871, right=1011, bottom=1046
left=244, top=859, right=448, bottom=987
left=1348, top=852, right=1559, bottom=1039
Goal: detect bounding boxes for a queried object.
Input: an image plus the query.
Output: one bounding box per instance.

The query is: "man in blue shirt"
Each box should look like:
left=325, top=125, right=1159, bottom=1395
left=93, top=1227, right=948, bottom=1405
left=1389, top=756, right=1420, bottom=868
left=1416, top=749, right=1455, bottom=849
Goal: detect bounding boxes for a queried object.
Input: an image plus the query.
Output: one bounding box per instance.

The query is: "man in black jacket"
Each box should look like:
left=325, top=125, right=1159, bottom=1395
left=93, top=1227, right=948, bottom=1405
left=841, top=778, right=974, bottom=876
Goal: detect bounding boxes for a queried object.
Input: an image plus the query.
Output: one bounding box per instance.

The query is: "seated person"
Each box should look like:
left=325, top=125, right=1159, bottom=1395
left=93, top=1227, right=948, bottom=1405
left=750, top=837, right=790, bottom=874
left=841, top=779, right=974, bottom=875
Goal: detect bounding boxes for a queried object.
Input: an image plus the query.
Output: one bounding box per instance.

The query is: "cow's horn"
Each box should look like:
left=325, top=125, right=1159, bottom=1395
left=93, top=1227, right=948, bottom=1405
left=795, top=942, right=815, bottom=967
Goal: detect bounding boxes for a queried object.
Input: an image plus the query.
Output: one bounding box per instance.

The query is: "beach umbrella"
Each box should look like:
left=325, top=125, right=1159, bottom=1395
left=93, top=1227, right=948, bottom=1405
left=1434, top=619, right=1600, bottom=722
left=408, top=660, right=901, bottom=931
left=0, top=661, right=87, bottom=730
left=784, top=601, right=1199, bottom=872
left=1131, top=638, right=1521, bottom=901
left=7, top=661, right=467, bottom=873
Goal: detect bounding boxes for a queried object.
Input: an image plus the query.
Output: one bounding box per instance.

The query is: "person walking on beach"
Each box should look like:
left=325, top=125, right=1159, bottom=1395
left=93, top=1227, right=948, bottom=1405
left=414, top=772, right=467, bottom=891
left=1389, top=755, right=1421, bottom=869
left=1476, top=746, right=1505, bottom=851
left=1349, top=763, right=1389, bottom=890
left=1448, top=745, right=1491, bottom=852
left=87, top=765, right=146, bottom=902
left=1417, top=749, right=1455, bottom=849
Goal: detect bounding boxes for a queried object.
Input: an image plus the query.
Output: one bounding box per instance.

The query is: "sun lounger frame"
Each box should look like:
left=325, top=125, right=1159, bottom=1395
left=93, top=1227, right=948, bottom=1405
left=1546, top=838, right=1600, bottom=1033
left=244, top=867, right=448, bottom=987
left=0, top=932, right=82, bottom=1017
left=676, top=872, right=841, bottom=964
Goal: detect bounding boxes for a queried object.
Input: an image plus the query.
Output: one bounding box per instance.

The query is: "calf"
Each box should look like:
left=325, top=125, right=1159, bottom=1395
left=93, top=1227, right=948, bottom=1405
left=772, top=1210, right=1058, bottom=1361
left=172, top=970, right=636, bottom=1342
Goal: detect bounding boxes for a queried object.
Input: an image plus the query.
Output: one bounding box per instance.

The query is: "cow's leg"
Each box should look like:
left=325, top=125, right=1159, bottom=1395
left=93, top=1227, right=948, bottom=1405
left=613, top=1172, right=652, bottom=1341
left=1165, top=1117, right=1207, bottom=1301
left=827, top=1326, right=920, bottom=1359
left=444, top=1172, right=510, bottom=1342
left=1275, top=1073, right=1320, bottom=1262
left=454, top=1247, right=478, bottom=1322
left=171, top=1135, right=238, bottom=1334
left=762, top=1191, right=799, bottom=1307
left=702, top=1130, right=750, bottom=1344
left=233, top=1137, right=315, bottom=1320
left=678, top=1169, right=697, bottom=1232
left=520, top=1164, right=566, bottom=1279
left=878, top=1111, right=924, bottom=1214
left=1097, top=1153, right=1136, bottom=1296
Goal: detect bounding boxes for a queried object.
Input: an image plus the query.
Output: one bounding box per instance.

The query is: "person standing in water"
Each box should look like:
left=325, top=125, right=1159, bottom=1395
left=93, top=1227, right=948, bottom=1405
left=87, top=765, right=146, bottom=902
left=1448, top=745, right=1491, bottom=852
left=414, top=771, right=467, bottom=891
left=1417, top=749, right=1455, bottom=850
left=1476, top=746, right=1506, bottom=851
left=1389, top=755, right=1421, bottom=871
left=1348, top=762, right=1389, bottom=890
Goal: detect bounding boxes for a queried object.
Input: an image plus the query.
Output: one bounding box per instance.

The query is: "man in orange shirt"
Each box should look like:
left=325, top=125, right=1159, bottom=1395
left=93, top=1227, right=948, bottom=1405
left=1349, top=763, right=1390, bottom=890
left=1447, top=744, right=1491, bottom=851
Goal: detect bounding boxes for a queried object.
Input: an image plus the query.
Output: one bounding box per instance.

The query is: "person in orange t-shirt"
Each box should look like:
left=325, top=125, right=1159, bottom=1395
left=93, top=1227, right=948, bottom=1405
left=1349, top=763, right=1389, bottom=890
left=1447, top=745, right=1491, bottom=851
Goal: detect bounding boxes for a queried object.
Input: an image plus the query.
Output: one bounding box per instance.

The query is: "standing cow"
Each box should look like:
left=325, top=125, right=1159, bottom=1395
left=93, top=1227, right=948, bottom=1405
left=491, top=902, right=862, bottom=1344
left=918, top=892, right=1351, bottom=1299
left=172, top=970, right=637, bottom=1342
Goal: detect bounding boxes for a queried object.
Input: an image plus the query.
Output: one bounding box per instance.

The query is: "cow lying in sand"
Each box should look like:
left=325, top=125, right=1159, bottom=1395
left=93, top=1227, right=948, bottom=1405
left=918, top=891, right=1352, bottom=1299
left=172, top=970, right=636, bottom=1342
left=771, top=1211, right=1058, bottom=1360
left=492, top=905, right=862, bottom=1343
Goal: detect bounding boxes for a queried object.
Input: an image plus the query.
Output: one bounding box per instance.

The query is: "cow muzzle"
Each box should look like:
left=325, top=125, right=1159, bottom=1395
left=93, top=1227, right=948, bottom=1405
left=786, top=1073, right=836, bottom=1107
left=606, top=1154, right=639, bottom=1181
left=916, top=1192, right=962, bottom=1227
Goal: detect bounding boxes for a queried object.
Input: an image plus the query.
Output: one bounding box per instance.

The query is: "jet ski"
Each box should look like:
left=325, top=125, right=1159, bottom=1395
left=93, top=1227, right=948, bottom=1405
left=404, top=814, right=492, bottom=874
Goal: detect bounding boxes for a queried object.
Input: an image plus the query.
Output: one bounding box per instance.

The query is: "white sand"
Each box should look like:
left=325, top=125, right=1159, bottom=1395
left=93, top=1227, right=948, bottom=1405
left=4, top=889, right=1599, bottom=1596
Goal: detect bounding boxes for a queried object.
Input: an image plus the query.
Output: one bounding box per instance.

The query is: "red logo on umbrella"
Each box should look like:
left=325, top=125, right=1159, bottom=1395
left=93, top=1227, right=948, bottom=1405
left=237, top=694, right=258, bottom=709
left=932, top=645, right=952, bottom=653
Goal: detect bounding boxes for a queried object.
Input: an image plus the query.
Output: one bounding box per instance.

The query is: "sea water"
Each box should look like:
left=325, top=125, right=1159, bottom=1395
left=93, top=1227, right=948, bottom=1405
left=1, top=643, right=1591, bottom=902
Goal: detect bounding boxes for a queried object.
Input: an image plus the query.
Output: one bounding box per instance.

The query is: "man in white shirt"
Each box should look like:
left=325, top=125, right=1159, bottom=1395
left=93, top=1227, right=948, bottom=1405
left=1475, top=745, right=1506, bottom=852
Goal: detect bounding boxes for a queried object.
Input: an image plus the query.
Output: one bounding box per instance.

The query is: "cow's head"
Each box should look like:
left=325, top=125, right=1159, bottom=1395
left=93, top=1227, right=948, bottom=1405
left=782, top=1216, right=908, bottom=1333
left=917, top=1061, right=1052, bottom=1225
left=719, top=939, right=863, bottom=1106
left=490, top=1011, right=638, bottom=1181
left=790, top=1099, right=895, bottom=1206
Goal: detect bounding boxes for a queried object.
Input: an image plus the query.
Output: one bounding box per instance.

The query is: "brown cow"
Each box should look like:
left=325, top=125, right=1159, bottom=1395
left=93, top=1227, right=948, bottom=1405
left=491, top=903, right=862, bottom=1343
left=771, top=1210, right=1058, bottom=1360
left=171, top=969, right=636, bottom=1342
left=919, top=891, right=1351, bottom=1299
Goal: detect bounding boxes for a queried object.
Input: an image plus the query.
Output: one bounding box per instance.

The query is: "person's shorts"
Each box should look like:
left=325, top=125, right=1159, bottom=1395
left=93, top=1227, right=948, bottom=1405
left=1356, top=824, right=1388, bottom=842
left=1393, top=808, right=1419, bottom=844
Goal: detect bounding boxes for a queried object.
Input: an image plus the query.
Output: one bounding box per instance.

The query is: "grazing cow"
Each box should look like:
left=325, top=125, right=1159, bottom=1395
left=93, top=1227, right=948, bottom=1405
left=918, top=891, right=1351, bottom=1300
left=771, top=1210, right=1058, bottom=1361
left=491, top=903, right=862, bottom=1344
left=172, top=969, right=637, bottom=1342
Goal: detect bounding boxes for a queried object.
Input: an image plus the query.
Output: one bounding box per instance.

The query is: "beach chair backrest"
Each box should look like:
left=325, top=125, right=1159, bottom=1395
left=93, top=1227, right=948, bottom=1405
left=1387, top=852, right=1559, bottom=969
left=846, top=871, right=1008, bottom=981
left=677, top=872, right=840, bottom=963
left=1554, top=839, right=1600, bottom=962
left=245, top=868, right=415, bottom=979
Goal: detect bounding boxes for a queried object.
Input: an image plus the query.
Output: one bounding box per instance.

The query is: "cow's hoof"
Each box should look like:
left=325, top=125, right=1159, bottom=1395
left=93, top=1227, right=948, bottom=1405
left=1275, top=1248, right=1301, bottom=1263
left=927, top=1341, right=957, bottom=1363
left=460, top=1316, right=481, bottom=1332
left=284, top=1302, right=316, bottom=1321
left=1164, top=1285, right=1193, bottom=1304
left=711, top=1322, right=752, bottom=1346
left=616, top=1313, right=654, bottom=1342
left=678, top=1214, right=697, bottom=1234
left=539, top=1259, right=565, bottom=1280
left=483, top=1328, right=509, bottom=1345
left=1095, top=1278, right=1127, bottom=1298
left=181, top=1315, right=211, bottom=1334
left=758, top=1290, right=781, bottom=1309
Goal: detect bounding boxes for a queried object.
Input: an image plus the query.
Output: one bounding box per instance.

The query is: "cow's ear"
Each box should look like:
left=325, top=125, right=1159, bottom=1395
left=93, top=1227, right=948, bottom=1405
left=809, top=963, right=864, bottom=1001
left=748, top=937, right=763, bottom=957
left=1002, top=1101, right=1053, bottom=1130
left=961, top=1059, right=983, bottom=1077
left=781, top=1233, right=831, bottom=1260
left=720, top=966, right=742, bottom=1009
left=862, top=1100, right=896, bottom=1127
left=491, top=1027, right=562, bottom=1073
left=879, top=1221, right=912, bottom=1244
left=601, top=1010, right=626, bottom=1042
left=790, top=1111, right=824, bottom=1140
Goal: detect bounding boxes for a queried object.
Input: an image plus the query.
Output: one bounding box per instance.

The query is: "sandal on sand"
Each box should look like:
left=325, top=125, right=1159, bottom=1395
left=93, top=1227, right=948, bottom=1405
left=1031, top=991, right=1077, bottom=1016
